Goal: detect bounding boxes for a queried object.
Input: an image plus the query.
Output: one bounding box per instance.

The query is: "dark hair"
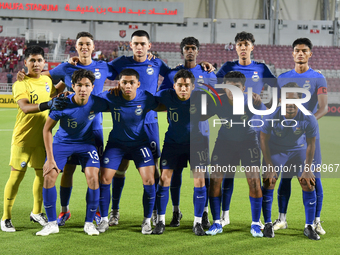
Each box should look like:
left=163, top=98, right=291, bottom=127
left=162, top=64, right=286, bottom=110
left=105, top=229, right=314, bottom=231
left=282, top=82, right=302, bottom=98
left=180, top=37, right=200, bottom=54
left=234, top=31, right=255, bottom=44
left=131, top=30, right=150, bottom=41
left=76, top=31, right=94, bottom=41
left=223, top=71, right=246, bottom=86
left=24, top=45, right=44, bottom=59
left=118, top=68, right=140, bottom=80
left=71, top=69, right=95, bottom=85
left=292, top=38, right=313, bottom=50
left=173, top=69, right=195, bottom=84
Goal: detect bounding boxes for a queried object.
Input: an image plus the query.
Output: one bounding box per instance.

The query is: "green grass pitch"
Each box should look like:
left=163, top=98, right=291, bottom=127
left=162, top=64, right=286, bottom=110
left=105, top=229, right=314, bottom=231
left=0, top=109, right=339, bottom=254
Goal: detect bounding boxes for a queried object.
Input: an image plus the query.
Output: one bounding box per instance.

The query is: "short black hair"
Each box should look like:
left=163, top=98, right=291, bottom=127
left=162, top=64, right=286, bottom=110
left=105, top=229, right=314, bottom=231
left=24, top=45, right=44, bottom=59
left=173, top=69, right=195, bottom=84
left=131, top=30, right=150, bottom=41
left=180, top=37, right=200, bottom=54
left=71, top=69, right=95, bottom=85
left=292, top=38, right=313, bottom=50
left=76, top=31, right=94, bottom=41
left=234, top=31, right=255, bottom=44
left=223, top=71, right=246, bottom=86
left=282, top=82, right=302, bottom=98
left=118, top=68, right=140, bottom=80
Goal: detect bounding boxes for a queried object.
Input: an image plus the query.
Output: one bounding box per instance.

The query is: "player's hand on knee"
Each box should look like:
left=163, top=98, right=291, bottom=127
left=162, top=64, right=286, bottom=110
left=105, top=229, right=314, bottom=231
left=17, top=69, right=26, bottom=81
left=43, top=160, right=60, bottom=177
left=299, top=170, right=315, bottom=190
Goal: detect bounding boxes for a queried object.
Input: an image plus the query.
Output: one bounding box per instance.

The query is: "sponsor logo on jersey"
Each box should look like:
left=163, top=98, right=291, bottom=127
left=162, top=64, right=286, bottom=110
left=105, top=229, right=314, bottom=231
left=294, top=127, right=303, bottom=135
left=104, top=157, right=110, bottom=164
left=161, top=159, right=167, bottom=166
left=197, top=75, right=204, bottom=85
left=45, top=83, right=50, bottom=92
left=189, top=104, right=197, bottom=114
left=303, top=80, right=311, bottom=90
left=135, top=105, right=143, bottom=115
left=20, top=161, right=26, bottom=168
left=252, top=71, right=260, bottom=82
left=146, top=65, right=154, bottom=75
left=94, top=69, right=101, bottom=79
left=88, top=113, right=95, bottom=120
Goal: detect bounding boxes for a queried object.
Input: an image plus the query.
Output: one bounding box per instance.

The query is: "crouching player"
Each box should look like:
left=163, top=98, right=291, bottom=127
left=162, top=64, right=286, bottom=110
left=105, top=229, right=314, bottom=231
left=96, top=69, right=160, bottom=235
left=205, top=71, right=266, bottom=237
left=36, top=69, right=108, bottom=236
left=152, top=69, right=207, bottom=236
left=260, top=82, right=320, bottom=240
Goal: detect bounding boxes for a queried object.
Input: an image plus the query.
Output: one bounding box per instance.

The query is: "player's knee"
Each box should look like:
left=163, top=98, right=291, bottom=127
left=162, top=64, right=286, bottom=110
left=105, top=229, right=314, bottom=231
left=300, top=179, right=315, bottom=192
left=248, top=178, right=261, bottom=191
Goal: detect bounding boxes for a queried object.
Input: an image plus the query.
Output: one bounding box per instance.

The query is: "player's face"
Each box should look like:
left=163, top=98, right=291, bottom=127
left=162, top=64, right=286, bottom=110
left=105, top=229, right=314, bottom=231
left=119, top=75, right=140, bottom=98
left=235, top=40, right=254, bottom=60
left=173, top=78, right=194, bottom=101
left=183, top=44, right=198, bottom=61
left=224, top=81, right=245, bottom=100
left=283, top=92, right=299, bottom=115
left=72, top=77, right=94, bottom=100
left=24, top=54, right=45, bottom=76
left=292, top=44, right=312, bottom=64
left=130, top=36, right=151, bottom=58
left=76, top=37, right=95, bottom=58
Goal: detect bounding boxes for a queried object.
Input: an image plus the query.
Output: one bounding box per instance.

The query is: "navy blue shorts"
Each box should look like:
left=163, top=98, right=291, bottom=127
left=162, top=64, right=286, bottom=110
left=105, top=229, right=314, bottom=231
left=53, top=143, right=100, bottom=171
left=101, top=142, right=155, bottom=170
left=160, top=141, right=208, bottom=170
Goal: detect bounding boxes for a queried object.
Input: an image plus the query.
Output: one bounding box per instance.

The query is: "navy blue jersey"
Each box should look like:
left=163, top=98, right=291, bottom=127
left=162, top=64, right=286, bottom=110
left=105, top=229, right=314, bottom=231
left=278, top=68, right=327, bottom=114
left=158, top=64, right=217, bottom=91
left=108, top=56, right=170, bottom=124
left=207, top=93, right=267, bottom=142
left=98, top=90, right=159, bottom=146
left=261, top=107, right=319, bottom=152
left=154, top=89, right=202, bottom=144
left=49, top=94, right=108, bottom=144
left=216, top=60, right=277, bottom=95
left=49, top=61, right=115, bottom=130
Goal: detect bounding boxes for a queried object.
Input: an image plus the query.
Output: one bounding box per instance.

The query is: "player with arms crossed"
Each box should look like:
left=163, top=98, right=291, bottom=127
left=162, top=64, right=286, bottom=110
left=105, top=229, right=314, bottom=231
left=216, top=31, right=277, bottom=227
left=96, top=69, right=161, bottom=235
left=204, top=71, right=266, bottom=237
left=153, top=69, right=208, bottom=236
left=36, top=69, right=109, bottom=236
left=158, top=37, right=217, bottom=228
left=274, top=38, right=328, bottom=235
left=1, top=46, right=66, bottom=232
left=260, top=82, right=320, bottom=240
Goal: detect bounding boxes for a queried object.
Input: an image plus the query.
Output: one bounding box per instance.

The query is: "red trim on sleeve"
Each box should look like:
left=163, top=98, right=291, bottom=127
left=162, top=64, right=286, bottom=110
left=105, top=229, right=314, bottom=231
left=317, top=87, right=327, bottom=95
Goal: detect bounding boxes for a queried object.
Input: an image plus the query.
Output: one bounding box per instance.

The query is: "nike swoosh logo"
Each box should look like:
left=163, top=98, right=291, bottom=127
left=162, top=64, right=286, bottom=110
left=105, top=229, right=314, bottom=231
left=114, top=108, right=121, bottom=110
left=148, top=197, right=155, bottom=200
left=7, top=198, right=14, bottom=200
left=197, top=196, right=204, bottom=199
left=90, top=209, right=97, bottom=212
left=157, top=195, right=165, bottom=198
left=251, top=160, right=258, bottom=163
left=45, top=205, right=53, bottom=209
left=92, top=161, right=99, bottom=164
left=169, top=108, right=177, bottom=110
left=309, top=201, right=316, bottom=205
left=30, top=90, right=35, bottom=93
left=144, top=159, right=151, bottom=163
left=263, top=200, right=271, bottom=202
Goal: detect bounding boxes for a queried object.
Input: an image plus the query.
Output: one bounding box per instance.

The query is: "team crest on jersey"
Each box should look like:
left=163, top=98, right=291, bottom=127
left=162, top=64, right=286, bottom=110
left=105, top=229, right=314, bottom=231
left=103, top=157, right=109, bottom=164
left=45, top=83, right=50, bottom=92
left=197, top=75, right=204, bottom=85
left=20, top=161, right=26, bottom=168
left=161, top=160, right=167, bottom=166
left=303, top=80, right=311, bottom=90
left=88, top=111, right=95, bottom=120
left=294, top=127, right=302, bottom=135
left=240, top=114, right=248, bottom=121
left=189, top=104, right=197, bottom=114
left=135, top=105, right=143, bottom=115
left=252, top=71, right=260, bottom=82
left=146, top=65, right=154, bottom=75
left=94, top=69, right=101, bottom=79
left=212, top=155, right=218, bottom=161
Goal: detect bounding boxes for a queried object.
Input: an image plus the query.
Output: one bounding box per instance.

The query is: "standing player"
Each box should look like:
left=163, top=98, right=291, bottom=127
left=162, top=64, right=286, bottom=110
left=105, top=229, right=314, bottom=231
left=1, top=46, right=66, bottom=232
left=153, top=69, right=207, bottom=236
left=95, top=69, right=160, bottom=235
left=273, top=38, right=328, bottom=235
left=36, top=69, right=108, bottom=236
left=158, top=37, right=217, bottom=228
left=204, top=71, right=265, bottom=237
left=216, top=31, right=277, bottom=227
left=17, top=31, right=115, bottom=226
left=260, top=82, right=320, bottom=240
